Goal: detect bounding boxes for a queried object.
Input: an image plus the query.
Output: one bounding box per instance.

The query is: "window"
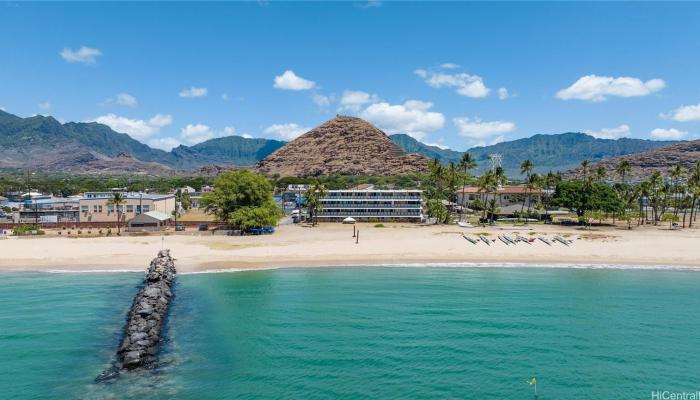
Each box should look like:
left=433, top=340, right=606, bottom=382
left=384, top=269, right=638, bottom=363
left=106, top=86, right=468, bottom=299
left=143, top=205, right=150, bottom=212
left=93, top=205, right=99, bottom=213
left=126, top=205, right=134, bottom=213
left=107, top=205, right=114, bottom=213
left=98, top=205, right=103, bottom=213
left=81, top=206, right=88, bottom=213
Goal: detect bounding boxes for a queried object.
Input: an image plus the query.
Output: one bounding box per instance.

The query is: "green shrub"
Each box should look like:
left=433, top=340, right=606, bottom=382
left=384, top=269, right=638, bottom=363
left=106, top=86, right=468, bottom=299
left=12, top=225, right=45, bottom=236
left=374, top=223, right=385, bottom=228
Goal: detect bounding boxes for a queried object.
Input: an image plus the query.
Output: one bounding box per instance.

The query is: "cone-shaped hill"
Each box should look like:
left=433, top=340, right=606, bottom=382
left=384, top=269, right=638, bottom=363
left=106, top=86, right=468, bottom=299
left=255, top=116, right=429, bottom=177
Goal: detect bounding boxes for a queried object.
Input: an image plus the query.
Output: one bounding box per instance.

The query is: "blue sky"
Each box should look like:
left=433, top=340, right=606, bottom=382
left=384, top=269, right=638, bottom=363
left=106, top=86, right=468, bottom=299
left=1, top=1, right=699, bottom=151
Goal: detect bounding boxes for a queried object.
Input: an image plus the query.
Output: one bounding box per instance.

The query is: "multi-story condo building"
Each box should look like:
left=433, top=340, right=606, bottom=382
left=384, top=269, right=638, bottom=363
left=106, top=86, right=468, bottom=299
left=316, top=189, right=423, bottom=222
left=78, top=192, right=176, bottom=223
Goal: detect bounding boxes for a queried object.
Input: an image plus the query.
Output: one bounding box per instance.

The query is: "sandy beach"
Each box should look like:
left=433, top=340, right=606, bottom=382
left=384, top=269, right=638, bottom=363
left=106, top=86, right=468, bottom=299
left=0, top=222, right=698, bottom=272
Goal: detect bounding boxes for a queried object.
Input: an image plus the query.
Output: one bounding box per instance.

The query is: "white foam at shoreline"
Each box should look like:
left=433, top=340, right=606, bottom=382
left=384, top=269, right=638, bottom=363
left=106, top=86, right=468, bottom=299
left=181, top=262, right=700, bottom=275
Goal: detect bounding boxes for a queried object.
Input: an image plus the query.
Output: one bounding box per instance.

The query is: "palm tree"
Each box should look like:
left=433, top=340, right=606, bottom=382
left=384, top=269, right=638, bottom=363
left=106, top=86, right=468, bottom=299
left=303, top=179, right=328, bottom=226
left=688, top=161, right=700, bottom=228
left=616, top=160, right=631, bottom=185
left=595, top=166, right=607, bottom=183
left=669, top=164, right=685, bottom=219
left=458, top=153, right=477, bottom=221
left=107, top=192, right=126, bottom=235
left=525, top=173, right=542, bottom=223
left=580, top=160, right=590, bottom=182
left=519, top=159, right=534, bottom=222
left=477, top=171, right=492, bottom=223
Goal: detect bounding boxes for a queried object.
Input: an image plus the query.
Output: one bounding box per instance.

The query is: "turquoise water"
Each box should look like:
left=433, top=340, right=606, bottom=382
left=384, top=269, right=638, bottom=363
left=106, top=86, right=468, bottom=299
left=1, top=267, right=699, bottom=399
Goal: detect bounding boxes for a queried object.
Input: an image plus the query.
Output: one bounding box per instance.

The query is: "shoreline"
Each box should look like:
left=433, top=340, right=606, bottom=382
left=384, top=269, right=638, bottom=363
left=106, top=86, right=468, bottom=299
left=1, top=222, right=699, bottom=273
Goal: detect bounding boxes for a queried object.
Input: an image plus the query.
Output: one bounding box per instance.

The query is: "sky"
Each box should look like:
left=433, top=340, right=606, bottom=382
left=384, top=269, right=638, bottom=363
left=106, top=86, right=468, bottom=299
left=1, top=1, right=699, bottom=152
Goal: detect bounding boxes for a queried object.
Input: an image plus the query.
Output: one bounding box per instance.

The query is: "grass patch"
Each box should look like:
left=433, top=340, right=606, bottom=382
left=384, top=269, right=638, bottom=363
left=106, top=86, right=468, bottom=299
left=374, top=223, right=385, bottom=228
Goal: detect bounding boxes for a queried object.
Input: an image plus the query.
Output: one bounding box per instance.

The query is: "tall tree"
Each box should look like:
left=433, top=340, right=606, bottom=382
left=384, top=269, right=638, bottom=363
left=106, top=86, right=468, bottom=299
left=458, top=153, right=477, bottom=221
left=519, top=159, right=534, bottom=222
left=580, top=160, right=590, bottom=182
left=303, top=178, right=328, bottom=226
left=106, top=192, right=126, bottom=235
left=616, top=160, right=631, bottom=185
left=201, top=170, right=279, bottom=230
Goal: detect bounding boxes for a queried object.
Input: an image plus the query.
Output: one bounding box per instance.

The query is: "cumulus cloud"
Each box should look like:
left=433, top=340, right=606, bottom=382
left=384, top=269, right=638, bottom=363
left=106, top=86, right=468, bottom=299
left=101, top=93, right=138, bottom=107
left=339, top=90, right=380, bottom=112
left=264, top=123, right=311, bottom=140
left=498, top=88, right=509, bottom=100
left=91, top=113, right=173, bottom=141
left=414, top=67, right=490, bottom=98
left=665, top=103, right=700, bottom=122
left=60, top=46, right=102, bottom=64
left=180, top=124, right=236, bottom=145
left=650, top=128, right=688, bottom=140
left=359, top=100, right=445, bottom=141
left=584, top=124, right=631, bottom=139
left=556, top=75, right=665, bottom=102
left=453, top=117, right=515, bottom=146
left=179, top=87, right=208, bottom=98
left=148, top=137, right=182, bottom=151
left=312, top=93, right=333, bottom=108
left=273, top=70, right=316, bottom=91
left=38, top=101, right=51, bottom=111
left=241, top=133, right=253, bottom=139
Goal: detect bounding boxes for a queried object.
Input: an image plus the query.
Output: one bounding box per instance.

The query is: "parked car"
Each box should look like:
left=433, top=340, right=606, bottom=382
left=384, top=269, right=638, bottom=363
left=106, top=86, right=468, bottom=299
left=175, top=224, right=185, bottom=231
left=244, top=226, right=275, bottom=235
left=198, top=224, right=209, bottom=231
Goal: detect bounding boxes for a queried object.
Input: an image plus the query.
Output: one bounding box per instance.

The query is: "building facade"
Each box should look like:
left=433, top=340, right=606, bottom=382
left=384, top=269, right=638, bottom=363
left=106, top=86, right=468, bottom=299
left=78, top=192, right=176, bottom=223
left=456, top=186, right=543, bottom=209
left=14, top=195, right=80, bottom=223
left=316, top=189, right=423, bottom=222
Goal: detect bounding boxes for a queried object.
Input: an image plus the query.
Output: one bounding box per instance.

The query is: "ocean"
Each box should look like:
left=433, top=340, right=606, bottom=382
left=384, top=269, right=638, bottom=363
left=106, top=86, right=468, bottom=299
left=1, top=266, right=699, bottom=399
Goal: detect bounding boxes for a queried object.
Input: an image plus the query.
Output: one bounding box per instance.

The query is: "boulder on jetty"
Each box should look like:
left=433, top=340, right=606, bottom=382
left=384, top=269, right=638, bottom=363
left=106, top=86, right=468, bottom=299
left=117, top=249, right=176, bottom=369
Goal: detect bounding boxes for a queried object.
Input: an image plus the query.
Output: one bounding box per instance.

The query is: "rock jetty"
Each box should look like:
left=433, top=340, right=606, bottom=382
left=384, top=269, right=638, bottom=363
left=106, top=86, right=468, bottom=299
left=96, top=250, right=176, bottom=381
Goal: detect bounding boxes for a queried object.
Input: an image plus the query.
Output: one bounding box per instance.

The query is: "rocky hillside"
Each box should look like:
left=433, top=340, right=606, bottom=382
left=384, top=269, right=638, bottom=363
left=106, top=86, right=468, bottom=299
left=255, top=116, right=429, bottom=176
left=568, top=140, right=700, bottom=181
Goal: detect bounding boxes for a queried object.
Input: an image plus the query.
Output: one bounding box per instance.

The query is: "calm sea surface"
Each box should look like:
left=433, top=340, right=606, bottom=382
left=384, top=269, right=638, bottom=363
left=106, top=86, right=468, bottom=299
left=1, top=267, right=699, bottom=399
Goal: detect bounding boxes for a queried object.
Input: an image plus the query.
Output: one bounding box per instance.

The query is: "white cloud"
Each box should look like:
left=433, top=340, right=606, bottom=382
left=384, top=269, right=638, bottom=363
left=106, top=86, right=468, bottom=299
left=241, top=133, right=253, bottom=139
left=650, top=128, right=688, bottom=140
left=91, top=113, right=173, bottom=141
left=179, top=87, right=208, bottom=98
left=273, top=70, right=316, bottom=91
left=498, top=88, right=509, bottom=100
left=264, top=123, right=311, bottom=140
left=584, top=124, right=631, bottom=139
left=60, top=46, right=102, bottom=64
left=180, top=124, right=236, bottom=145
left=414, top=68, right=490, bottom=98
left=148, top=137, right=182, bottom=151
left=666, top=103, right=700, bottom=122
left=101, top=93, right=138, bottom=107
left=38, top=101, right=51, bottom=111
left=359, top=100, right=445, bottom=141
left=339, top=90, right=380, bottom=112
left=453, top=117, right=515, bottom=146
left=556, top=75, right=665, bottom=102
left=440, top=63, right=460, bottom=69
left=312, top=93, right=333, bottom=108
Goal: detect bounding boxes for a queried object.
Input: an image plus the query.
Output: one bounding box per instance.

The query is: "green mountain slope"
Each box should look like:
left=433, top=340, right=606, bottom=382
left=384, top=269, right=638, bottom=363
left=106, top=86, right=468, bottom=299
left=171, top=136, right=285, bottom=169
left=390, top=131, right=678, bottom=176
left=389, top=134, right=463, bottom=165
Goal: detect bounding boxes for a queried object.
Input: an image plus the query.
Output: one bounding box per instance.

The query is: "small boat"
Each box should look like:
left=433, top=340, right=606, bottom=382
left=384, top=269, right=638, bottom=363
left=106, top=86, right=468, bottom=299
left=498, top=235, right=510, bottom=245
left=553, top=236, right=570, bottom=246
left=457, top=221, right=475, bottom=228
left=538, top=237, right=552, bottom=246
left=503, top=235, right=517, bottom=245
left=462, top=234, right=478, bottom=244
left=479, top=235, right=491, bottom=246
left=516, top=235, right=532, bottom=245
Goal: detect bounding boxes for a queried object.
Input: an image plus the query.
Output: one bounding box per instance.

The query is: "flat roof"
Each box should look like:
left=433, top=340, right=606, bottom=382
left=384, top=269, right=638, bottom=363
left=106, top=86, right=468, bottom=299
left=82, top=192, right=174, bottom=200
